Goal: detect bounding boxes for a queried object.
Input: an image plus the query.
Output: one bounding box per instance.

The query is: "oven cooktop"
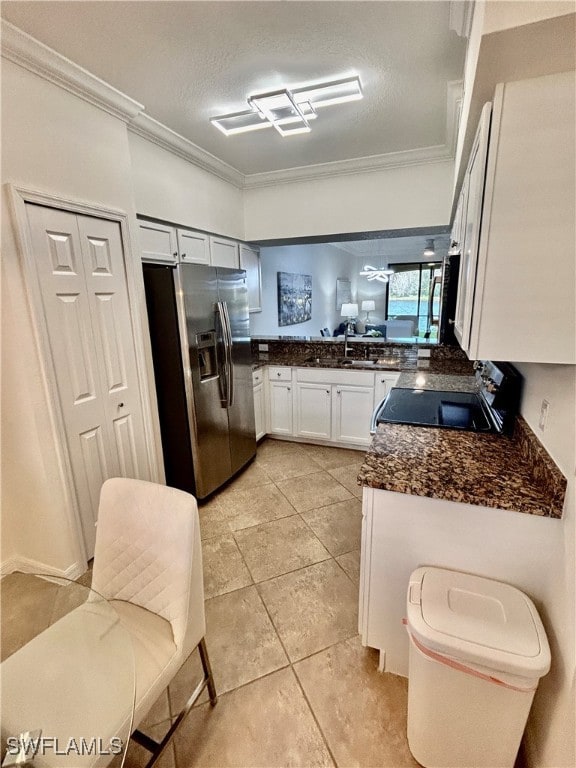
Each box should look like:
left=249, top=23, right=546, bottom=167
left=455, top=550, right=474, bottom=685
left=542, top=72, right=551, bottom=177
left=370, top=361, right=522, bottom=435
left=375, top=388, right=493, bottom=432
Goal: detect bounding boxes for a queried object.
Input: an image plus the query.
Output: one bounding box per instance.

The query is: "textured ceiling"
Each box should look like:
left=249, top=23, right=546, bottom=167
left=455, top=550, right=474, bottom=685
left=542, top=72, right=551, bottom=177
left=331, top=234, right=451, bottom=264
left=2, top=1, right=466, bottom=175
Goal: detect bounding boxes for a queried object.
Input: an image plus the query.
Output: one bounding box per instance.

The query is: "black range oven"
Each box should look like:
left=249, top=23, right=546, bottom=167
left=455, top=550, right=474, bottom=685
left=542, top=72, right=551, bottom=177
left=370, top=361, right=522, bottom=436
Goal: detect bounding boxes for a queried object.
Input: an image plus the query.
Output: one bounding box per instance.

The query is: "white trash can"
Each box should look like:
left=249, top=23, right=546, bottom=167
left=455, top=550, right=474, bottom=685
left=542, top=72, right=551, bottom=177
left=406, top=567, right=550, bottom=768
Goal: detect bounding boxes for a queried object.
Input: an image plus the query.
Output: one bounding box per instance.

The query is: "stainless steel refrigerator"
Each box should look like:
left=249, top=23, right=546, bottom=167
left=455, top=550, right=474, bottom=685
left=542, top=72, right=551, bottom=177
left=143, top=262, right=256, bottom=498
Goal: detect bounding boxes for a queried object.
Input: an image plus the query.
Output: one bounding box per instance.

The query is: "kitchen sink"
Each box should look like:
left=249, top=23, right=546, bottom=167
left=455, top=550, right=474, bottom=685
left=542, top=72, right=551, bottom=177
left=303, top=356, right=342, bottom=366
left=340, top=359, right=376, bottom=366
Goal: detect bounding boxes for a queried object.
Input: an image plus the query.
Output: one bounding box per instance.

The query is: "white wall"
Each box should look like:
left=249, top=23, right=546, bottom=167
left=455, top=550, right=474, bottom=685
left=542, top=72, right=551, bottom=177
left=514, top=363, right=576, bottom=768
left=483, top=0, right=574, bottom=34
left=1, top=61, right=142, bottom=574
left=244, top=161, right=454, bottom=241
left=128, top=133, right=244, bottom=239
left=250, top=243, right=357, bottom=338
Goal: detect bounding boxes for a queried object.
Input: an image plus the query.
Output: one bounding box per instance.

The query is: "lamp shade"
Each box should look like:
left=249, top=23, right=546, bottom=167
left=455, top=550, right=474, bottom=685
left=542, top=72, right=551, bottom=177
left=340, top=303, right=358, bottom=317
left=361, top=300, right=376, bottom=312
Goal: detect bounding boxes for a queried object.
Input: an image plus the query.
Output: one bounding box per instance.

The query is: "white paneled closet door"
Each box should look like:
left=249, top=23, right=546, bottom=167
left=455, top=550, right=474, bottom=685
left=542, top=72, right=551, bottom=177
left=26, top=204, right=149, bottom=556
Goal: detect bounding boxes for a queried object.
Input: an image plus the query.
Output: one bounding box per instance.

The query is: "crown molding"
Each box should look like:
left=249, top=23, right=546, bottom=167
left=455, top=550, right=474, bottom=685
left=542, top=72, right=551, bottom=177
left=1, top=20, right=462, bottom=191
left=242, top=144, right=453, bottom=189
left=128, top=113, right=244, bottom=188
left=1, top=20, right=144, bottom=122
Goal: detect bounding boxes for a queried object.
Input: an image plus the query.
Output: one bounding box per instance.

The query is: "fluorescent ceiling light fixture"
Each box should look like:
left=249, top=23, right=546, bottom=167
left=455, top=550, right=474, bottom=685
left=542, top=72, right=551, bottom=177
left=210, top=75, right=362, bottom=138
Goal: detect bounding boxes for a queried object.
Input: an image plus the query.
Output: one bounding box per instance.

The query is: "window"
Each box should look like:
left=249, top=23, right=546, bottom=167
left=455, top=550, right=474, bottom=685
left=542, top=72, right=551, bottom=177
left=386, top=262, right=442, bottom=339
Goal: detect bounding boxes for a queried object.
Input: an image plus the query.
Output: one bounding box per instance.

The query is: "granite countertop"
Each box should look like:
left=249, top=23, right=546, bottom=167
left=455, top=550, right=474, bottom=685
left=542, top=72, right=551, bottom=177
left=252, top=354, right=474, bottom=376
left=358, top=417, right=566, bottom=519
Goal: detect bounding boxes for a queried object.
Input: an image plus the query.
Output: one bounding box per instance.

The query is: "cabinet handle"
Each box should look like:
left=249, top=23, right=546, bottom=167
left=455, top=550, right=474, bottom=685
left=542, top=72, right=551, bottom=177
left=337, top=389, right=341, bottom=395
left=173, top=251, right=178, bottom=258
left=448, top=319, right=455, bottom=325
left=326, top=389, right=330, bottom=394
left=181, top=253, right=186, bottom=259
left=287, top=387, right=291, bottom=391
left=118, top=402, right=124, bottom=408
left=277, top=372, right=281, bottom=377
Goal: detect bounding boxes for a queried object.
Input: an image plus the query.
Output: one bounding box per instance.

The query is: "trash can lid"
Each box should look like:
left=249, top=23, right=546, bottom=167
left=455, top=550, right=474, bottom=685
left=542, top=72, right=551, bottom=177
left=407, top=567, right=551, bottom=678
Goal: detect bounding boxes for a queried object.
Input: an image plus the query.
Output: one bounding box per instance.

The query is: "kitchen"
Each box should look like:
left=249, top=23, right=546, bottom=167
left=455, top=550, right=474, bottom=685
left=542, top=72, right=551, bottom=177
left=1, top=2, right=575, bottom=768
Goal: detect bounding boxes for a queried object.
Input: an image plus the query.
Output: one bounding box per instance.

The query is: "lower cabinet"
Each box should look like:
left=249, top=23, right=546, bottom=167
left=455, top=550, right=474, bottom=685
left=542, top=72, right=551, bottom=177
left=373, top=373, right=400, bottom=408
left=295, top=382, right=332, bottom=440
left=268, top=380, right=293, bottom=435
left=253, top=384, right=265, bottom=441
left=332, top=385, right=375, bottom=446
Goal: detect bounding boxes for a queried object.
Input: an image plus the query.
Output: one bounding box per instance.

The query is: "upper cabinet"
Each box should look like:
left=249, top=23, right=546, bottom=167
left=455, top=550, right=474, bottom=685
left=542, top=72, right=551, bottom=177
left=240, top=244, right=262, bottom=313
left=209, top=236, right=240, bottom=269
left=454, top=71, right=575, bottom=364
left=178, top=228, right=210, bottom=265
left=139, top=221, right=178, bottom=264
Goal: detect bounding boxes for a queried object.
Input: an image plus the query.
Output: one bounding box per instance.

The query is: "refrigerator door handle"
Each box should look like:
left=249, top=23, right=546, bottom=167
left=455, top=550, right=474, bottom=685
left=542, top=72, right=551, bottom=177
left=222, top=301, right=234, bottom=408
left=216, top=301, right=229, bottom=407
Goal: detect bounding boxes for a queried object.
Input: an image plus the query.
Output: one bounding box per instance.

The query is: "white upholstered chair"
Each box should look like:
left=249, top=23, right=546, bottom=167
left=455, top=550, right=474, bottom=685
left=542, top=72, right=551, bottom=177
left=0, top=478, right=216, bottom=768
left=91, top=477, right=217, bottom=766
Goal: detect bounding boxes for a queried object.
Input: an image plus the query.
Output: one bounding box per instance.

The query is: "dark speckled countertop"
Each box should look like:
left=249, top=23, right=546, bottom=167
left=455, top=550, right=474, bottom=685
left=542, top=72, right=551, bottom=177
left=358, top=417, right=566, bottom=518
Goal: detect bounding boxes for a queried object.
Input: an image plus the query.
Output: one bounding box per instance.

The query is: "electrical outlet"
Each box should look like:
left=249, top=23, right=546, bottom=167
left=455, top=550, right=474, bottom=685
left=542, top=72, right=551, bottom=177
left=258, top=343, right=269, bottom=352
left=538, top=399, right=550, bottom=431
left=417, top=348, right=431, bottom=358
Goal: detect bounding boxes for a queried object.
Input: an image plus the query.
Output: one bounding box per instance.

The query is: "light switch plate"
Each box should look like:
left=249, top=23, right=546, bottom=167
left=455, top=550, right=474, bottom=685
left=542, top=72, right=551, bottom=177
left=417, top=348, right=431, bottom=358
left=539, top=399, right=549, bottom=431
left=258, top=343, right=269, bottom=352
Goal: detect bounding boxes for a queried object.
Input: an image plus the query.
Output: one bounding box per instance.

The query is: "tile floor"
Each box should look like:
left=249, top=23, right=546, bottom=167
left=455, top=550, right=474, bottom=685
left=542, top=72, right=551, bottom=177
left=131, top=438, right=418, bottom=768
left=1, top=438, right=418, bottom=768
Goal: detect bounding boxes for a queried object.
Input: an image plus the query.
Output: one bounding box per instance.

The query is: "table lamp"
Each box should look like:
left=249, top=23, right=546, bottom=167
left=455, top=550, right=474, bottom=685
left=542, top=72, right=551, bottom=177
left=361, top=300, right=375, bottom=323
left=341, top=302, right=358, bottom=335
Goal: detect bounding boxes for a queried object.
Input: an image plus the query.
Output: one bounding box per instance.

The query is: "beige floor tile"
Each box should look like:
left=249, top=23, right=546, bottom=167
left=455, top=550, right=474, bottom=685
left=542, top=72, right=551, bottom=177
left=203, top=585, right=288, bottom=695
left=110, top=720, right=175, bottom=768
left=168, top=646, right=209, bottom=716
left=218, top=482, right=296, bottom=531
left=301, top=443, right=365, bottom=470
left=173, top=667, right=334, bottom=768
left=202, top=534, right=252, bottom=599
left=226, top=460, right=271, bottom=490
left=294, top=636, right=418, bottom=768
left=328, top=463, right=364, bottom=498
left=257, top=449, right=323, bottom=483
left=140, top=689, right=171, bottom=729
left=336, top=549, right=361, bottom=585
left=234, top=515, right=331, bottom=582
left=256, top=437, right=301, bottom=460
left=197, top=503, right=232, bottom=541
left=258, top=560, right=358, bottom=662
left=277, top=471, right=353, bottom=513
left=302, top=498, right=362, bottom=556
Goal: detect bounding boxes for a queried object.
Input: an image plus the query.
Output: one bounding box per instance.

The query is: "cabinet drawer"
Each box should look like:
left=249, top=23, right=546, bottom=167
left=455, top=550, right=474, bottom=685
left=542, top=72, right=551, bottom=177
left=268, top=366, right=292, bottom=382
left=252, top=368, right=265, bottom=386
left=296, top=367, right=374, bottom=386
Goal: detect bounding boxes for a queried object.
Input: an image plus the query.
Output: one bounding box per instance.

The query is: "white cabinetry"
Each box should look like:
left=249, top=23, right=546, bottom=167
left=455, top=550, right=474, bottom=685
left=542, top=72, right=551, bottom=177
left=240, top=244, right=262, bottom=313
left=178, top=228, right=210, bottom=265
left=295, top=382, right=332, bottom=440
left=373, top=373, right=400, bottom=407
left=454, top=71, right=575, bottom=363
left=296, top=368, right=375, bottom=447
left=268, top=367, right=293, bottom=436
left=332, top=385, right=374, bottom=446
left=210, top=236, right=240, bottom=269
left=252, top=369, right=266, bottom=441
left=139, top=221, right=177, bottom=264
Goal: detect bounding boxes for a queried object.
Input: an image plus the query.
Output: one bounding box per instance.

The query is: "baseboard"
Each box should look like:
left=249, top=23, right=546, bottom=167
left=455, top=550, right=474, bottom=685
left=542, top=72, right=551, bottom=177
left=0, top=555, right=84, bottom=581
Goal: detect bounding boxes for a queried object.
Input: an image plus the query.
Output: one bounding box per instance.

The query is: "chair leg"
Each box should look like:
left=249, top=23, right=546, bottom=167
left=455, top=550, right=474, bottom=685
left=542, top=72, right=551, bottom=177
left=133, top=638, right=217, bottom=767
left=198, top=637, right=218, bottom=706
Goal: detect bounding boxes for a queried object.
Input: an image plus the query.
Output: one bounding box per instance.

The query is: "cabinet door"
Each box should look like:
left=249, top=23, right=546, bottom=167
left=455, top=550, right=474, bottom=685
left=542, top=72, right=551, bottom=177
left=253, top=382, right=266, bottom=441
left=268, top=381, right=293, bottom=435
left=295, top=382, right=332, bottom=440
left=139, top=221, right=177, bottom=264
left=210, top=236, right=240, bottom=268
left=177, top=229, right=210, bottom=264
left=332, top=385, right=374, bottom=446
left=240, top=244, right=262, bottom=313
left=373, top=373, right=400, bottom=407
left=454, top=102, right=492, bottom=352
